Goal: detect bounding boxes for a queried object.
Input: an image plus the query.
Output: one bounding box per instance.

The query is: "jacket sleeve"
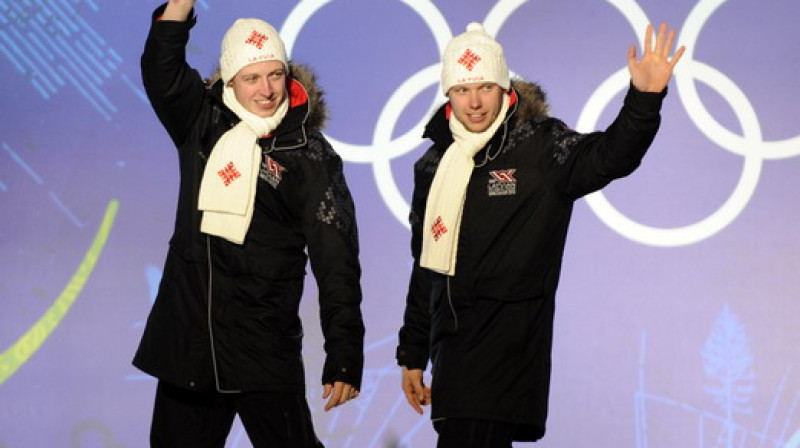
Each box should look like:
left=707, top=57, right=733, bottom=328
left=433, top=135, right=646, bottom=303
left=548, top=85, right=667, bottom=200
left=141, top=4, right=206, bottom=147
left=301, top=140, right=365, bottom=389
left=395, top=155, right=434, bottom=370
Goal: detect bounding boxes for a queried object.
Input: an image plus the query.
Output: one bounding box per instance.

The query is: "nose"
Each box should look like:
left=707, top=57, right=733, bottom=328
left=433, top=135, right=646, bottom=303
left=468, top=90, right=482, bottom=109
left=258, top=78, right=274, bottom=98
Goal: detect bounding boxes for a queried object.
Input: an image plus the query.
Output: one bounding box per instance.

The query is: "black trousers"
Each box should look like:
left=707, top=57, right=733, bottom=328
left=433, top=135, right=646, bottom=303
left=435, top=418, right=516, bottom=448
left=150, top=381, right=324, bottom=448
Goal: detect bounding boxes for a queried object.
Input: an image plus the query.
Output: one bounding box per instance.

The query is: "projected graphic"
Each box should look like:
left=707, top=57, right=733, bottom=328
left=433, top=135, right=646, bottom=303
left=0, top=0, right=123, bottom=120
left=1, top=0, right=798, bottom=447
left=635, top=306, right=800, bottom=448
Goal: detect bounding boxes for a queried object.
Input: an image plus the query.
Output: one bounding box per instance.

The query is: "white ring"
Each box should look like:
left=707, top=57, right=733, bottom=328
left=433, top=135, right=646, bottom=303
left=581, top=65, right=762, bottom=246
left=280, top=0, right=798, bottom=242
left=281, top=0, right=451, bottom=163
left=372, top=64, right=442, bottom=226
left=678, top=0, right=800, bottom=159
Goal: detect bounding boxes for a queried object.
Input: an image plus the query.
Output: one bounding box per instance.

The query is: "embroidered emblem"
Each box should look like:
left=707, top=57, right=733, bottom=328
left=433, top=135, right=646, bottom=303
left=260, top=155, right=286, bottom=188
left=217, top=162, right=241, bottom=186
left=488, top=169, right=517, bottom=196
left=457, top=49, right=481, bottom=71
left=431, top=216, right=448, bottom=241
left=245, top=30, right=268, bottom=49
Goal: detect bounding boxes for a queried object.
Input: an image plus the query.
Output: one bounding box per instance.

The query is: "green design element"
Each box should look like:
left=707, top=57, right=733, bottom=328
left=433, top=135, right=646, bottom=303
left=0, top=200, right=119, bottom=385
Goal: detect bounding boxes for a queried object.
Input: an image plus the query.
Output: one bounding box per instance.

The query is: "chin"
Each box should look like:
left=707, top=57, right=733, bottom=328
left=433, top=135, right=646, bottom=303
left=468, top=124, right=490, bottom=133
left=252, top=110, right=275, bottom=118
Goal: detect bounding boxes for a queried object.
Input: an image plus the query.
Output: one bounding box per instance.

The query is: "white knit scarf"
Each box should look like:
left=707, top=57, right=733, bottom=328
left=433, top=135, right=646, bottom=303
left=420, top=93, right=510, bottom=276
left=197, top=86, right=289, bottom=244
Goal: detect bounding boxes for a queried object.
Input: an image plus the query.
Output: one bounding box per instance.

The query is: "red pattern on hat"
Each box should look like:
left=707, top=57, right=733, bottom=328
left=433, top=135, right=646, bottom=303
left=457, top=49, right=482, bottom=71
left=245, top=30, right=268, bottom=49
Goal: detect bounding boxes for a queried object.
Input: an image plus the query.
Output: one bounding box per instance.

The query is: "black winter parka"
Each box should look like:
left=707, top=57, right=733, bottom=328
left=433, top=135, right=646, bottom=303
left=133, top=5, right=364, bottom=394
left=397, top=80, right=666, bottom=440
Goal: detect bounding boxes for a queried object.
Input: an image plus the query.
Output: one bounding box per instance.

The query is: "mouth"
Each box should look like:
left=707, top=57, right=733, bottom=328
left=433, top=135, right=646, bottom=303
left=466, top=112, right=486, bottom=123
left=255, top=99, right=275, bottom=109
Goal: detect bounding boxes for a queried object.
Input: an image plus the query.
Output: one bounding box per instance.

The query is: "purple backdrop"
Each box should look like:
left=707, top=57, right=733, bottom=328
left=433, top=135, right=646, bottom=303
left=1, top=0, right=799, bottom=447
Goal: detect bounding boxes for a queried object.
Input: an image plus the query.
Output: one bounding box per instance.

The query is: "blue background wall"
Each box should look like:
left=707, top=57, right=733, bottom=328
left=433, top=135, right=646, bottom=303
left=1, top=0, right=799, bottom=446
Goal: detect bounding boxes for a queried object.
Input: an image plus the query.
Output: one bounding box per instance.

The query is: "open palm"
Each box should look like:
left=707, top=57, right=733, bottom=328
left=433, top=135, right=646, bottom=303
left=628, top=23, right=686, bottom=92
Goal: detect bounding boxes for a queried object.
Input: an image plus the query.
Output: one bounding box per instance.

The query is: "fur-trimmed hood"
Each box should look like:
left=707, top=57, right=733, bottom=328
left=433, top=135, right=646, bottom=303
left=206, top=61, right=328, bottom=132
left=510, top=78, right=549, bottom=124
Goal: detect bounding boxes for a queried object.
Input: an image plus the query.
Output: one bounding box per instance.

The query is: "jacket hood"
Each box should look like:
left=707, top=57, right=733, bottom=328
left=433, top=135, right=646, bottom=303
left=423, top=78, right=550, bottom=146
left=206, top=61, right=329, bottom=132
left=510, top=78, right=549, bottom=124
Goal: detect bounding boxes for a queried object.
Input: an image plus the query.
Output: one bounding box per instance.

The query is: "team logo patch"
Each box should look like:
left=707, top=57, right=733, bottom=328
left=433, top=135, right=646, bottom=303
left=488, top=169, right=517, bottom=196
left=217, top=162, right=241, bottom=186
left=431, top=216, right=448, bottom=241
left=260, top=155, right=286, bottom=188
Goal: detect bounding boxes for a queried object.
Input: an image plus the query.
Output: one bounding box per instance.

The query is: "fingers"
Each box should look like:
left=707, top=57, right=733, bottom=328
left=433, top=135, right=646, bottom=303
left=654, top=22, right=667, bottom=56
left=651, top=23, right=684, bottom=60
left=664, top=27, right=677, bottom=58
left=323, top=382, right=359, bottom=412
left=162, top=0, right=195, bottom=21
left=670, top=45, right=687, bottom=68
left=401, top=367, right=429, bottom=415
left=627, top=45, right=637, bottom=68
left=322, top=383, right=332, bottom=399
left=643, top=24, right=654, bottom=56
left=402, top=379, right=423, bottom=414
left=630, top=22, right=686, bottom=91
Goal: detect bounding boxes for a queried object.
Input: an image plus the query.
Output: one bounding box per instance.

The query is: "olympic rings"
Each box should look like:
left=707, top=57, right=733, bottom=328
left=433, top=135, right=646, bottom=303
left=584, top=0, right=796, bottom=246
left=281, top=0, right=799, bottom=245
left=678, top=0, right=800, bottom=159
left=580, top=65, right=763, bottom=247
left=281, top=0, right=454, bottom=224
left=280, top=0, right=451, bottom=163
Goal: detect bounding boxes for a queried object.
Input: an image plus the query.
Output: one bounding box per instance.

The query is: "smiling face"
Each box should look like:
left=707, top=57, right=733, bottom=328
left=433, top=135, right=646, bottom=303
left=228, top=60, right=287, bottom=118
left=447, top=82, right=505, bottom=133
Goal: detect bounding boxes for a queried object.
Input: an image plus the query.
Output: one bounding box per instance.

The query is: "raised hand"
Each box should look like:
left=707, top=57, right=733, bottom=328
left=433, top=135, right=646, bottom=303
left=628, top=23, right=686, bottom=93
left=161, top=0, right=195, bottom=21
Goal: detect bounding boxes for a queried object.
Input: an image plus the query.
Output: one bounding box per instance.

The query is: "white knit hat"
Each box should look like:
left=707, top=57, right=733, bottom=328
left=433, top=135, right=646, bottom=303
left=220, top=18, right=288, bottom=83
left=440, top=22, right=510, bottom=95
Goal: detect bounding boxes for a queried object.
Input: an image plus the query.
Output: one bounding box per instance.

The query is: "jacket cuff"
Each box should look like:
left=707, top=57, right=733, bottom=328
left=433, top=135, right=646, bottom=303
left=624, top=83, right=667, bottom=116
left=322, top=357, right=363, bottom=390
left=396, top=344, right=429, bottom=370
left=152, top=3, right=197, bottom=26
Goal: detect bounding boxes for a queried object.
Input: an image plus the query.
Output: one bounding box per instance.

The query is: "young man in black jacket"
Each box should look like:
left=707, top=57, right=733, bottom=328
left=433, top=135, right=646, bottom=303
left=397, top=22, right=684, bottom=447
left=133, top=1, right=364, bottom=446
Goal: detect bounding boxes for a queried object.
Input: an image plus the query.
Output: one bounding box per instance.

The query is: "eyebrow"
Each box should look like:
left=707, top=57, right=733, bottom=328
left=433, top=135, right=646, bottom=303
left=242, top=68, right=285, bottom=78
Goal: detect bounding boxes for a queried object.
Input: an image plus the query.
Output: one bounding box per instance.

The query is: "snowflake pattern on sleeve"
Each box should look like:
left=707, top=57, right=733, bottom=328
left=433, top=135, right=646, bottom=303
left=415, top=146, right=444, bottom=176
left=502, top=121, right=536, bottom=155
left=550, top=120, right=586, bottom=165
left=312, top=152, right=358, bottom=247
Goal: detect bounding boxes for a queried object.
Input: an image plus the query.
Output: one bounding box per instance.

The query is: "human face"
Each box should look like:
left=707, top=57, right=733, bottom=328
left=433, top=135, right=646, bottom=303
left=447, top=83, right=505, bottom=133
left=229, top=60, right=287, bottom=118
